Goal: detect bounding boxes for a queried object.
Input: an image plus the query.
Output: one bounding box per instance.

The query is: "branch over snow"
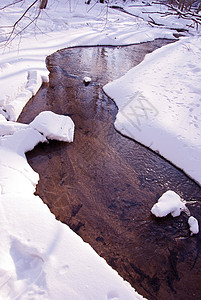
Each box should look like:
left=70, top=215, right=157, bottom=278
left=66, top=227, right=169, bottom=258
left=0, top=0, right=48, bottom=47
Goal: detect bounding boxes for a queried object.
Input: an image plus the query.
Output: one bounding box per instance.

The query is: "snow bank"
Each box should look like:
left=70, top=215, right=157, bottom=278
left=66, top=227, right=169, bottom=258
left=0, top=0, right=200, bottom=298
left=104, top=36, right=201, bottom=186
left=0, top=121, right=28, bottom=136
left=0, top=111, right=144, bottom=299
left=0, top=0, right=178, bottom=121
left=0, top=193, right=143, bottom=300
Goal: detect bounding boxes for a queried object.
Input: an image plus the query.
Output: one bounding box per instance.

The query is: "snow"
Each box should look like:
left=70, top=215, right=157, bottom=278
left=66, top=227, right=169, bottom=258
left=0, top=193, right=142, bottom=300
left=0, top=0, right=201, bottom=299
left=151, top=190, right=189, bottom=218
left=188, top=216, right=199, bottom=235
left=104, top=36, right=201, bottom=186
left=29, top=111, right=75, bottom=143
left=0, top=0, right=180, bottom=122
left=151, top=190, right=199, bottom=236
left=0, top=111, right=143, bottom=299
left=83, top=76, right=92, bottom=83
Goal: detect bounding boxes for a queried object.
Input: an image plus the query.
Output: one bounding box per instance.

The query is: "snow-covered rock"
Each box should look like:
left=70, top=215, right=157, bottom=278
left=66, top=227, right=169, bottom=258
left=29, top=111, right=75, bottom=143
left=188, top=216, right=199, bottom=235
left=151, top=190, right=189, bottom=218
left=83, top=76, right=92, bottom=83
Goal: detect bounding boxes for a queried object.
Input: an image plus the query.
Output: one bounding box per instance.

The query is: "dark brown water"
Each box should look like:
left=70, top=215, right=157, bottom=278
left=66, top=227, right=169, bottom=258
left=18, top=40, right=201, bottom=300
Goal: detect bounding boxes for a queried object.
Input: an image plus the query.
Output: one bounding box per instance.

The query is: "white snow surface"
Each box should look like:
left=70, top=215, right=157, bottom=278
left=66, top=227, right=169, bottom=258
left=188, top=216, right=199, bottom=235
left=151, top=191, right=199, bottom=235
left=151, top=190, right=189, bottom=218
left=83, top=76, right=92, bottom=83
left=0, top=111, right=143, bottom=299
left=104, top=36, right=201, bottom=186
left=29, top=111, right=75, bottom=142
left=0, top=0, right=201, bottom=299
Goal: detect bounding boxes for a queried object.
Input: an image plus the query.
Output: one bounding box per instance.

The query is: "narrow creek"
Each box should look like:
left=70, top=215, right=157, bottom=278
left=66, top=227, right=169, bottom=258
left=18, top=40, right=201, bottom=300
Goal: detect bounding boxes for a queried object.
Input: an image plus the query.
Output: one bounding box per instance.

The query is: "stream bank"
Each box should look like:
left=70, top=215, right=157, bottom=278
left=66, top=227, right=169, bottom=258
left=18, top=40, right=201, bottom=300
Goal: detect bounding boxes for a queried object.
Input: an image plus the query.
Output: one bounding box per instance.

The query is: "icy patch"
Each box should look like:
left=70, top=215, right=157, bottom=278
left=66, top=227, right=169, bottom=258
left=29, top=111, right=75, bottom=142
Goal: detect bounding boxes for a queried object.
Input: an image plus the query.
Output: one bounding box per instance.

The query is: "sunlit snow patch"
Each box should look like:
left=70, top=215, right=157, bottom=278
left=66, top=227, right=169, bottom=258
left=151, top=190, right=199, bottom=236
left=188, top=216, right=199, bottom=235
left=83, top=76, right=92, bottom=85
left=29, top=111, right=75, bottom=142
left=0, top=109, right=143, bottom=299
left=151, top=190, right=189, bottom=218
left=103, top=37, right=201, bottom=186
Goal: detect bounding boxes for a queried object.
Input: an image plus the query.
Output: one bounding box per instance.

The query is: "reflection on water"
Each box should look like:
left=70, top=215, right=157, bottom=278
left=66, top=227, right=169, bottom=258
left=18, top=40, right=201, bottom=300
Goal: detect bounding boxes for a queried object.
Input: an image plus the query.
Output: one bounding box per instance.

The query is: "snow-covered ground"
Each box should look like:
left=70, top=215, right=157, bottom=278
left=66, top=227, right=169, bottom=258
left=0, top=0, right=201, bottom=299
left=104, top=35, right=201, bottom=185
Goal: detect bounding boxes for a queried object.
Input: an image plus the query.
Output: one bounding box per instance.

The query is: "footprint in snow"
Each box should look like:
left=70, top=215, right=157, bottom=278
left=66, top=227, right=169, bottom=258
left=107, top=290, right=119, bottom=300
left=0, top=238, right=46, bottom=299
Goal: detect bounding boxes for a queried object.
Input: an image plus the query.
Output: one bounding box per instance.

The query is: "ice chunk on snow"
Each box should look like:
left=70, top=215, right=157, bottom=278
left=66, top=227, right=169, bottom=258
left=188, top=216, right=199, bottom=235
left=29, top=111, right=75, bottom=142
left=151, top=190, right=187, bottom=218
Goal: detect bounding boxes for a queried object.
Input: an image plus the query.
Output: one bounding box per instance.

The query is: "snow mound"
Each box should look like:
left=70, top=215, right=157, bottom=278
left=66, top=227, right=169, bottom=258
left=29, top=111, right=75, bottom=142
left=151, top=190, right=199, bottom=236
left=83, top=76, right=92, bottom=83
left=151, top=190, right=188, bottom=218
left=188, top=216, right=199, bottom=235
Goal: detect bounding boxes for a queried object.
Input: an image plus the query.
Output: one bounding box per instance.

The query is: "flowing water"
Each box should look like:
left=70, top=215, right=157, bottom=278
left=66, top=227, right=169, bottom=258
left=18, top=40, right=201, bottom=300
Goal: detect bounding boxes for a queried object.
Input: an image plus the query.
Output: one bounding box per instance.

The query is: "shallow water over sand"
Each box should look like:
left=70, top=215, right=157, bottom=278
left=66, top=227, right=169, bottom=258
left=19, top=40, right=201, bottom=300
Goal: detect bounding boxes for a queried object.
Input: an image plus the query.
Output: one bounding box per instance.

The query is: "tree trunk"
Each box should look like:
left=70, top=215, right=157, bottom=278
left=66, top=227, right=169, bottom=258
left=40, top=0, right=48, bottom=9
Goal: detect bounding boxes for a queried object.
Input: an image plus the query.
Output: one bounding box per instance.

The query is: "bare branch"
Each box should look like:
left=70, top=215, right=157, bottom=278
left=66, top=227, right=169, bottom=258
left=0, top=0, right=42, bottom=47
left=40, top=0, right=48, bottom=9
left=0, top=0, right=24, bottom=10
left=3, top=10, right=41, bottom=48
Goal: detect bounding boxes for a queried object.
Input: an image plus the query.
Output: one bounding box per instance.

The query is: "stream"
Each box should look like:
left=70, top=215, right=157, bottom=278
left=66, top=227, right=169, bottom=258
left=18, top=40, right=201, bottom=300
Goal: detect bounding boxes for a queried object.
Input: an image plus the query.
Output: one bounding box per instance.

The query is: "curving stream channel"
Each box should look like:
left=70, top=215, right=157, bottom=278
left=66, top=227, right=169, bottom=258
left=18, top=40, right=201, bottom=300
